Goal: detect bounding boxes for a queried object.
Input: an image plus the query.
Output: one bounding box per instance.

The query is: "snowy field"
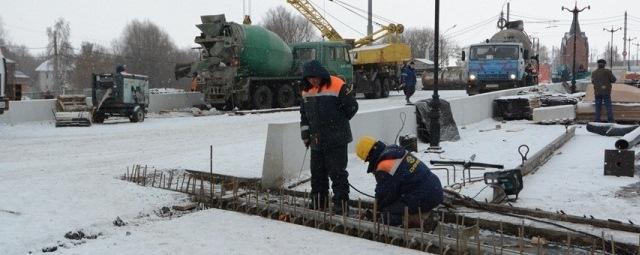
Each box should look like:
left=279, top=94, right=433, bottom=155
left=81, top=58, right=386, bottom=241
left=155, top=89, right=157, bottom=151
left=3, top=88, right=639, bottom=253
left=0, top=90, right=462, bottom=254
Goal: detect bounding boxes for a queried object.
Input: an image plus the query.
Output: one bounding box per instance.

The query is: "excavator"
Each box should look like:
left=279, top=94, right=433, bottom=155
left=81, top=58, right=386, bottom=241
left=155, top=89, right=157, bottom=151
left=287, top=0, right=412, bottom=99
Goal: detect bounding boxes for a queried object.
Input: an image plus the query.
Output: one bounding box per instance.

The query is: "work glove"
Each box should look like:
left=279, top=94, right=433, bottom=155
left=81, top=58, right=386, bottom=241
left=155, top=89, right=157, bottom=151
left=303, top=139, right=310, bottom=148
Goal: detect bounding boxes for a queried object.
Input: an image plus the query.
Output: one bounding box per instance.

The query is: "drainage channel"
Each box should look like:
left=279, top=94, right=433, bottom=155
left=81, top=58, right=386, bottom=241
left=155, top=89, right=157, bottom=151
left=122, top=166, right=640, bottom=255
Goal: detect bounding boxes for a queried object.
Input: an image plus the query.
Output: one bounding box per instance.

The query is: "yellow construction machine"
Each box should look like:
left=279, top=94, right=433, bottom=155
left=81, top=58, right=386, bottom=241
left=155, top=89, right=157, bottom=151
left=287, top=0, right=412, bottom=98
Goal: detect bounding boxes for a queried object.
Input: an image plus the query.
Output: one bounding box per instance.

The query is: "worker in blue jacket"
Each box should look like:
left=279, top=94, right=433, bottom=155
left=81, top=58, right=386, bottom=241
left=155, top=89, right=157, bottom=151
left=355, top=136, right=443, bottom=226
left=400, top=62, right=417, bottom=104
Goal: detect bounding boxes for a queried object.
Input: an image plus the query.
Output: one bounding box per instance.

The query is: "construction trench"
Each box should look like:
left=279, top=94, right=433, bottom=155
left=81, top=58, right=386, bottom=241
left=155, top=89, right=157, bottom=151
left=121, top=164, right=640, bottom=255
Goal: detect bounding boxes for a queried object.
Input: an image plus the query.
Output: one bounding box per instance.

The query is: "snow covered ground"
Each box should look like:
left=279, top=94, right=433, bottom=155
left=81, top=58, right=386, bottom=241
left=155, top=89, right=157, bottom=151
left=0, top=90, right=461, bottom=254
left=3, top=87, right=638, bottom=253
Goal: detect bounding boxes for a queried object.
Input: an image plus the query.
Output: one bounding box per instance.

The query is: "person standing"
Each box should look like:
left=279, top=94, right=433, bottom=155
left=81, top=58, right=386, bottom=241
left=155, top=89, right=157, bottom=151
left=300, top=60, right=359, bottom=214
left=591, top=59, right=617, bottom=123
left=401, top=62, right=417, bottom=104
left=354, top=136, right=443, bottom=226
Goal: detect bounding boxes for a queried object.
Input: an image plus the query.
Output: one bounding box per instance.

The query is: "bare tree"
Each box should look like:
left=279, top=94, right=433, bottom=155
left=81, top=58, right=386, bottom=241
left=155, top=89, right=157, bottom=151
left=0, top=16, right=7, bottom=46
left=261, top=6, right=317, bottom=44
left=70, top=42, right=115, bottom=89
left=400, top=27, right=459, bottom=68
left=46, top=18, right=73, bottom=93
left=115, top=19, right=178, bottom=88
left=603, top=43, right=622, bottom=66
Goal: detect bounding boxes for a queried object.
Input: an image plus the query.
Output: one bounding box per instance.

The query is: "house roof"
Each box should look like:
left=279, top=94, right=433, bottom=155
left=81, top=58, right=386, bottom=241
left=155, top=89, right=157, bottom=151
left=413, top=58, right=434, bottom=65
left=35, top=59, right=53, bottom=72
left=35, top=59, right=74, bottom=72
left=14, top=70, right=29, bottom=79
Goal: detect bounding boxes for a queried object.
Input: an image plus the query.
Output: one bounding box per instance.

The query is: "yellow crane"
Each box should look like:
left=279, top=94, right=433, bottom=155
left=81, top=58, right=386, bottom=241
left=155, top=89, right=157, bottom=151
left=287, top=0, right=412, bottom=99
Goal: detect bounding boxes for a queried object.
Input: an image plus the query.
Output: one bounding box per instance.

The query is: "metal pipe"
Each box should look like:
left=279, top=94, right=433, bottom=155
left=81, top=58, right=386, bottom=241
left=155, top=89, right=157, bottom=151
left=615, top=126, right=640, bottom=149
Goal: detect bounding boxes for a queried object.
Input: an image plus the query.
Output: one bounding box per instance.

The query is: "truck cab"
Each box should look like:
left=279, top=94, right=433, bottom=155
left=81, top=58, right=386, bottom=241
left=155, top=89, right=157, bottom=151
left=464, top=42, right=531, bottom=95
left=291, top=41, right=353, bottom=85
left=0, top=49, right=7, bottom=114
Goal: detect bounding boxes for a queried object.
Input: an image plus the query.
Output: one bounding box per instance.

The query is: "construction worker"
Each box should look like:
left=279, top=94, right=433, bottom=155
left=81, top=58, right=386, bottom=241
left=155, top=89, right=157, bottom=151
left=400, top=61, right=417, bottom=104
left=355, top=136, right=443, bottom=226
left=300, top=60, right=359, bottom=214
left=592, top=59, right=617, bottom=123
left=116, top=64, right=128, bottom=74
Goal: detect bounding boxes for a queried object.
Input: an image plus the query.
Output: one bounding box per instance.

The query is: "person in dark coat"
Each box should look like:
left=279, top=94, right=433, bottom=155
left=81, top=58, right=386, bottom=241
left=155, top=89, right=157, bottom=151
left=401, top=62, right=417, bottom=104
left=355, top=136, right=443, bottom=226
left=300, top=60, right=359, bottom=214
left=591, top=59, right=617, bottom=123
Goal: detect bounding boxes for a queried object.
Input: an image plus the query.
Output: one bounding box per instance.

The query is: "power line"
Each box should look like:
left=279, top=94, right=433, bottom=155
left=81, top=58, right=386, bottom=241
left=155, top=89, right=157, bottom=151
left=307, top=0, right=365, bottom=37
left=446, top=14, right=500, bottom=39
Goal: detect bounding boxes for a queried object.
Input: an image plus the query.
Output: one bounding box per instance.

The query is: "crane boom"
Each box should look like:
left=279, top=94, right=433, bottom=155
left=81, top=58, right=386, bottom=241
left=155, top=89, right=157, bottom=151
left=353, top=23, right=404, bottom=48
left=286, top=0, right=343, bottom=41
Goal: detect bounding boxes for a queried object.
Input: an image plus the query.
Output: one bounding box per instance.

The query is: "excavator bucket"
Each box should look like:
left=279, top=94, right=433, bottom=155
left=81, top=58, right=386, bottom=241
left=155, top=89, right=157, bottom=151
left=54, top=95, right=92, bottom=127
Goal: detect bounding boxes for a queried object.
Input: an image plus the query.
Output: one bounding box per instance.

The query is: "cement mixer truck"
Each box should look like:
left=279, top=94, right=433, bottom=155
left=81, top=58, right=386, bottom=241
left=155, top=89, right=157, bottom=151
left=461, top=20, right=538, bottom=95
left=176, top=14, right=353, bottom=110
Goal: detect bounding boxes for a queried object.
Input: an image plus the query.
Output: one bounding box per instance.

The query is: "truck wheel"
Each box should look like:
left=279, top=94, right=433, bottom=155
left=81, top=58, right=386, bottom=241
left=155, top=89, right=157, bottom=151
left=381, top=79, right=390, bottom=98
left=130, top=108, right=145, bottom=123
left=275, top=84, right=296, bottom=108
left=372, top=79, right=382, bottom=99
left=252, top=85, right=273, bottom=109
left=364, top=79, right=382, bottom=99
left=93, top=113, right=105, bottom=124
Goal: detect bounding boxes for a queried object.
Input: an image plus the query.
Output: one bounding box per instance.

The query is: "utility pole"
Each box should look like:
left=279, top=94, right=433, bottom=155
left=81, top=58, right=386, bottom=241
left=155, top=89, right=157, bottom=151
left=53, top=31, right=59, bottom=94
left=623, top=11, right=627, bottom=63
left=562, top=3, right=589, bottom=93
left=367, top=0, right=373, bottom=36
left=627, top=37, right=636, bottom=71
left=635, top=42, right=640, bottom=67
left=507, top=2, right=510, bottom=22
left=603, top=26, right=622, bottom=69
left=428, top=0, right=441, bottom=151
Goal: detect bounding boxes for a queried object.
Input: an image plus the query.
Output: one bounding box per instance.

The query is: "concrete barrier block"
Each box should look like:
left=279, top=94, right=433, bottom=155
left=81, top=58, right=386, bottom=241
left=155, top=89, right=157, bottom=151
left=261, top=106, right=416, bottom=189
left=0, top=99, right=56, bottom=125
left=532, top=105, right=576, bottom=123
left=148, top=92, right=205, bottom=113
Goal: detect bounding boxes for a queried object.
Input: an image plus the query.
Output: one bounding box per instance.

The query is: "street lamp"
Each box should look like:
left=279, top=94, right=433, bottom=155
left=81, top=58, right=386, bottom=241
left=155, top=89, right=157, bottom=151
left=428, top=0, right=442, bottom=151
left=626, top=37, right=636, bottom=71
left=562, top=3, right=589, bottom=93
left=603, top=26, right=622, bottom=69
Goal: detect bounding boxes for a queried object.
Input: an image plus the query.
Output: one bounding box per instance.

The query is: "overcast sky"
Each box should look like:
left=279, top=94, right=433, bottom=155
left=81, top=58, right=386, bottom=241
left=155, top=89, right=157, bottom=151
left=2, top=0, right=640, bottom=60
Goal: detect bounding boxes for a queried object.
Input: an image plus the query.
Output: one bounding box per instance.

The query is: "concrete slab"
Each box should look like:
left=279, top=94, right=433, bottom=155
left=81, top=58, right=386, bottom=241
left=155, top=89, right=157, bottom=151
left=532, top=105, right=576, bottom=123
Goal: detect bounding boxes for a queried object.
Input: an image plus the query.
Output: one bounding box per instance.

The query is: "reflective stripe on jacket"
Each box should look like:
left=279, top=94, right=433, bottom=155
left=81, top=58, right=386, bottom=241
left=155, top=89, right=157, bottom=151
left=300, top=76, right=358, bottom=150
left=373, top=145, right=443, bottom=211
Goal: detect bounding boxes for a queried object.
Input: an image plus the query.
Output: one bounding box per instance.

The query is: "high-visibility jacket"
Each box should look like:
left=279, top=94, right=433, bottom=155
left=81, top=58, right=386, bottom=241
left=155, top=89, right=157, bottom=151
left=300, top=75, right=358, bottom=150
left=371, top=144, right=443, bottom=212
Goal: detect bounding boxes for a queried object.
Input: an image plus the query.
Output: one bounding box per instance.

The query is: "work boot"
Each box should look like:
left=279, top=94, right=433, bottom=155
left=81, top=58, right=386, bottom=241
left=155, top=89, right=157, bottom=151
left=309, top=193, right=327, bottom=211
left=406, top=99, right=413, bottom=105
left=332, top=201, right=348, bottom=215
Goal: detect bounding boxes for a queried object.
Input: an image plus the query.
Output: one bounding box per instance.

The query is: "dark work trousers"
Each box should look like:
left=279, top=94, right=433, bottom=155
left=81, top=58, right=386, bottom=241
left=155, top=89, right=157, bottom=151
left=310, top=144, right=349, bottom=209
left=403, top=86, right=416, bottom=102
left=594, top=95, right=614, bottom=123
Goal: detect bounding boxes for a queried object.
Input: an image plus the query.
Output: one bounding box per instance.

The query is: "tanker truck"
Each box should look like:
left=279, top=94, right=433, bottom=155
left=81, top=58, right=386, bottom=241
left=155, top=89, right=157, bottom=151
left=461, top=20, right=538, bottom=95
left=176, top=14, right=353, bottom=110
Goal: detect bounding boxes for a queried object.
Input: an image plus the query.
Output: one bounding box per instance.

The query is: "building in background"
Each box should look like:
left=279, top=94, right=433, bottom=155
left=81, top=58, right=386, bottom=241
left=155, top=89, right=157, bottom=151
left=560, top=13, right=589, bottom=73
left=4, top=58, right=30, bottom=100
left=35, top=59, right=73, bottom=96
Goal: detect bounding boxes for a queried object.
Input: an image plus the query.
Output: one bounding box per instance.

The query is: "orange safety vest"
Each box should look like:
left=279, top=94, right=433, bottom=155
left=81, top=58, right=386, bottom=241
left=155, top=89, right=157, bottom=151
left=375, top=152, right=408, bottom=176
left=301, top=76, right=344, bottom=98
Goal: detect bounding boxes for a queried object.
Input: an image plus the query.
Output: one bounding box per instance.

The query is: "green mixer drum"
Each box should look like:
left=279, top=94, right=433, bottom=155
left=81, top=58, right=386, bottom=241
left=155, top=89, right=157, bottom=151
left=240, top=25, right=293, bottom=76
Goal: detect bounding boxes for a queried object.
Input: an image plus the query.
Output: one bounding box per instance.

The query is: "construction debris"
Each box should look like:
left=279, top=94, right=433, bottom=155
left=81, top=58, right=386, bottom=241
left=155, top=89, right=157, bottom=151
left=54, top=95, right=92, bottom=127
left=586, top=122, right=639, bottom=136
left=493, top=95, right=540, bottom=120
left=577, top=84, right=640, bottom=122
